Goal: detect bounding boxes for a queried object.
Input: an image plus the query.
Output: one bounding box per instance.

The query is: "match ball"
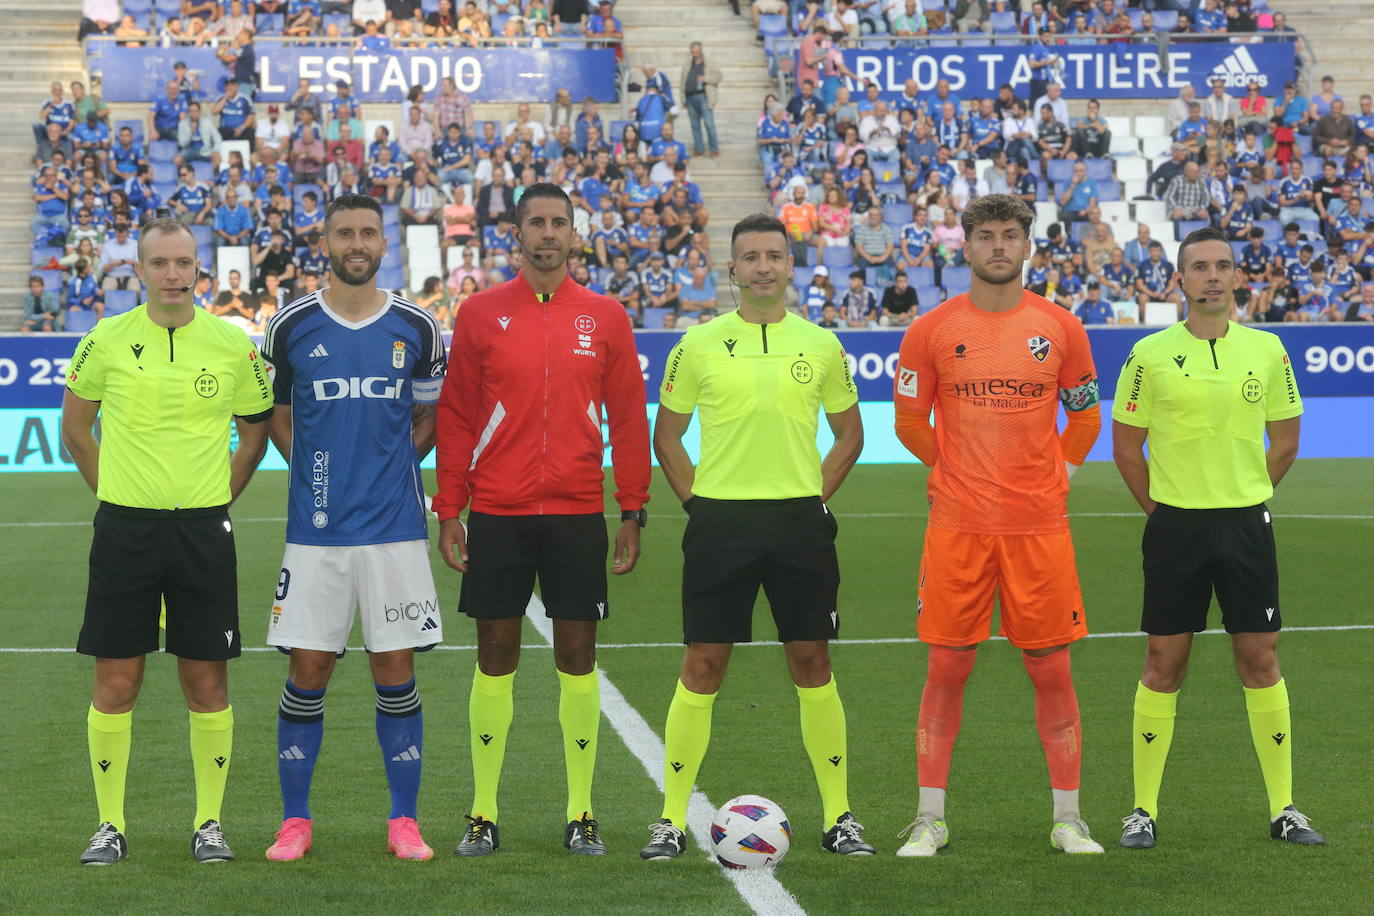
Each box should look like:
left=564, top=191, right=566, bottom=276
left=709, top=795, right=791, bottom=869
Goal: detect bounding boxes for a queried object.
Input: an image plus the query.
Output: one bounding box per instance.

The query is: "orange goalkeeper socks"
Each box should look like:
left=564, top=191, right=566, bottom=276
left=1022, top=649, right=1082, bottom=792
left=916, top=646, right=978, bottom=791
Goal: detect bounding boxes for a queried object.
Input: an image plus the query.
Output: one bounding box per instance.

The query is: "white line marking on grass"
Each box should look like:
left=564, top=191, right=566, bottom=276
left=5, top=625, right=1373, bottom=655
left=6, top=511, right=1374, bottom=529
left=524, top=595, right=805, bottom=916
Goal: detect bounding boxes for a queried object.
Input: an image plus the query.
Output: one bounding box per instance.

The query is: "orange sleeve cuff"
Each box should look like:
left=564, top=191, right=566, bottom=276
left=1059, top=405, right=1102, bottom=466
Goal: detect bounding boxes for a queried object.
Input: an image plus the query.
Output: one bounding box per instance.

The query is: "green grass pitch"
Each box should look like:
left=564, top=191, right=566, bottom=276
left=1, top=460, right=1371, bottom=914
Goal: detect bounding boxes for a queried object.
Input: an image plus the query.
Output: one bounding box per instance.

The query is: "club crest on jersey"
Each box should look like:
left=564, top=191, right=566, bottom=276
left=392, top=340, right=406, bottom=369
left=1027, top=336, right=1051, bottom=362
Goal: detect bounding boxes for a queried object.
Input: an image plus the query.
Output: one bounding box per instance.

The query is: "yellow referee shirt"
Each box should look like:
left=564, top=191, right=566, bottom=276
left=660, top=309, right=858, bottom=500
left=66, top=305, right=274, bottom=510
left=1112, top=321, right=1302, bottom=509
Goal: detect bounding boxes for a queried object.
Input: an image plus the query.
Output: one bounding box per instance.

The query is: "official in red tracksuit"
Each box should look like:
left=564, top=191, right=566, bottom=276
left=434, top=183, right=651, bottom=857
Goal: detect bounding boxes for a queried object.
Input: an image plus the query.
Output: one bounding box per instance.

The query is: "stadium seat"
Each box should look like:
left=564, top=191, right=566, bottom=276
left=1297, top=219, right=1321, bottom=238
left=152, top=162, right=177, bottom=185
left=1134, top=116, right=1165, bottom=139
left=915, top=284, right=943, bottom=314
left=864, top=267, right=880, bottom=287
left=31, top=246, right=61, bottom=267
left=104, top=289, right=138, bottom=316
left=1127, top=8, right=1144, bottom=30
left=381, top=246, right=402, bottom=268
left=1033, top=201, right=1057, bottom=225
left=1122, top=179, right=1147, bottom=201
left=1257, top=219, right=1282, bottom=242
left=405, top=225, right=441, bottom=252
left=148, top=140, right=178, bottom=163
left=792, top=265, right=813, bottom=289
left=124, top=0, right=152, bottom=13
left=1070, top=222, right=1092, bottom=243
left=323, top=13, right=351, bottom=34
left=1095, top=180, right=1122, bottom=202
left=1152, top=10, right=1179, bottom=29
left=1047, top=160, right=1074, bottom=183
left=1099, top=201, right=1130, bottom=225
left=906, top=266, right=935, bottom=288
left=1147, top=221, right=1177, bottom=244
left=941, top=266, right=972, bottom=293
left=192, top=160, right=213, bottom=183
left=1231, top=241, right=1248, bottom=261
left=65, top=309, right=99, bottom=334
left=989, top=11, right=1018, bottom=34
left=1112, top=301, right=1138, bottom=324
left=1109, top=135, right=1140, bottom=156
left=642, top=307, right=672, bottom=329
left=154, top=0, right=179, bottom=16
left=198, top=244, right=213, bottom=267
left=256, top=13, right=285, bottom=35
left=1134, top=199, right=1167, bottom=223
left=409, top=251, right=443, bottom=293
left=376, top=266, right=405, bottom=291
left=217, top=246, right=251, bottom=290
left=1116, top=157, right=1147, bottom=183
left=1294, top=134, right=1313, bottom=156
left=1140, top=136, right=1172, bottom=160
left=153, top=181, right=177, bottom=203
left=883, top=202, right=910, bottom=225
left=1085, top=159, right=1113, bottom=181
left=1142, top=301, right=1177, bottom=325
left=877, top=181, right=904, bottom=200
left=759, top=14, right=788, bottom=39
left=189, top=224, right=212, bottom=248
left=1105, top=116, right=1131, bottom=137
left=821, top=247, right=853, bottom=270
left=37, top=269, right=62, bottom=293
left=1176, top=219, right=1208, bottom=239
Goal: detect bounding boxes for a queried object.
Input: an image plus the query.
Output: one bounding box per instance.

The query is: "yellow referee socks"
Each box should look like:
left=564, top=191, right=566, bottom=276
left=1244, top=679, right=1294, bottom=819
left=798, top=676, right=850, bottom=827
left=1132, top=682, right=1177, bottom=819
left=88, top=705, right=132, bottom=833
left=558, top=666, right=601, bottom=823
left=469, top=666, right=515, bottom=822
left=661, top=679, right=716, bottom=828
left=188, top=706, right=233, bottom=829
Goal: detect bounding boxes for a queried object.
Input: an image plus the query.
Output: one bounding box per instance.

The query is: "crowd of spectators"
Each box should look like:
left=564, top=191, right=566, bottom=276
left=748, top=0, right=1374, bottom=327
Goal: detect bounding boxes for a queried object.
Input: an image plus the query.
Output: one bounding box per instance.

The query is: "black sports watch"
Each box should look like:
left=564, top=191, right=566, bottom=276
left=621, top=508, right=648, bottom=527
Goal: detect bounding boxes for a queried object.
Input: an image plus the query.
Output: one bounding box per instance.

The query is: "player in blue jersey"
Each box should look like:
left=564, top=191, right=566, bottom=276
left=259, top=194, right=446, bottom=863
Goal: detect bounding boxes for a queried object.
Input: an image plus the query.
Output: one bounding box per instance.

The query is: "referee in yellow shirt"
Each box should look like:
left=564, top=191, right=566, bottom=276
left=1112, top=226, right=1324, bottom=849
left=639, top=214, right=873, bottom=861
left=61, top=218, right=274, bottom=865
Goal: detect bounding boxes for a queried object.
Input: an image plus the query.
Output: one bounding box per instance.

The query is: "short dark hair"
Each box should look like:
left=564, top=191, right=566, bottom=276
left=959, top=194, right=1034, bottom=239
left=730, top=213, right=789, bottom=255
left=324, top=192, right=383, bottom=232
left=515, top=182, right=573, bottom=226
left=1283, top=221, right=1300, bottom=233
left=1176, top=225, right=1230, bottom=267
left=1249, top=226, right=1265, bottom=239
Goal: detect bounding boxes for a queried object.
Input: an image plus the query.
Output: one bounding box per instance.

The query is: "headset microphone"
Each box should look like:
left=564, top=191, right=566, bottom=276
left=176, top=285, right=194, bottom=292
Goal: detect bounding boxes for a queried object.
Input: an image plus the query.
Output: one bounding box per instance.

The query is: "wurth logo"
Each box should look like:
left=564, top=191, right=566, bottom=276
left=1211, top=46, right=1269, bottom=88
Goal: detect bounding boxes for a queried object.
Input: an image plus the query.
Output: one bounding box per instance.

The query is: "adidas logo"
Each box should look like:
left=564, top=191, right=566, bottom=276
left=1210, top=46, right=1268, bottom=88
left=420, top=616, right=438, bottom=631
left=309, top=344, right=329, bottom=358
left=98, top=759, right=111, bottom=772
left=575, top=738, right=589, bottom=750
left=391, top=744, right=421, bottom=762
left=214, top=756, right=227, bottom=768
left=479, top=733, right=493, bottom=746
left=280, top=745, right=307, bottom=760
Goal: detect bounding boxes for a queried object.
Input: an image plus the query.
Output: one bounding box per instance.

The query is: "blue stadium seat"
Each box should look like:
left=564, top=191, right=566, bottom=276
left=124, top=0, right=152, bottom=13
left=1152, top=10, right=1178, bottom=29
left=1127, top=9, right=1144, bottom=29
left=66, top=309, right=100, bottom=334
left=608, top=120, right=633, bottom=144
left=116, top=119, right=144, bottom=146
left=821, top=247, right=853, bottom=270
left=1294, top=134, right=1312, bottom=156
left=1301, top=155, right=1323, bottom=176
left=148, top=140, right=179, bottom=163
left=792, top=265, right=813, bottom=289
left=883, top=202, right=910, bottom=225
left=876, top=181, right=904, bottom=200
left=104, top=288, right=138, bottom=316
left=154, top=0, right=180, bottom=16
left=1257, top=219, right=1282, bottom=242
left=31, top=246, right=62, bottom=266
left=1085, top=159, right=1113, bottom=181
left=1177, top=219, right=1208, bottom=238
left=189, top=224, right=212, bottom=248
left=864, top=266, right=880, bottom=287
left=642, top=307, right=672, bottom=329
left=37, top=269, right=63, bottom=293
left=152, top=181, right=177, bottom=202
left=941, top=265, right=972, bottom=293
left=323, top=12, right=351, bottom=34
left=1070, top=222, right=1091, bottom=243
left=192, top=161, right=213, bottom=183
left=376, top=266, right=404, bottom=290
left=1297, top=219, right=1321, bottom=238
left=1096, top=180, right=1122, bottom=201
left=197, top=244, right=213, bottom=266
left=759, top=14, right=789, bottom=38
left=1047, top=160, right=1074, bottom=183
left=422, top=0, right=441, bottom=13
left=1231, top=241, right=1248, bottom=260
left=381, top=246, right=403, bottom=268
left=256, top=13, right=285, bottom=35
left=989, top=11, right=1018, bottom=34
left=152, top=162, right=177, bottom=184
left=915, top=284, right=943, bottom=314
left=906, top=266, right=935, bottom=288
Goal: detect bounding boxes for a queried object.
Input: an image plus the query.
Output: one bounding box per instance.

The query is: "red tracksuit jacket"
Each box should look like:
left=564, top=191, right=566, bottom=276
left=433, top=272, right=651, bottom=519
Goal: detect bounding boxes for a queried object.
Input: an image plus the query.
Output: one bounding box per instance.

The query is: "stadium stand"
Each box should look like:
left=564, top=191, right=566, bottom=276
left=9, top=0, right=1374, bottom=330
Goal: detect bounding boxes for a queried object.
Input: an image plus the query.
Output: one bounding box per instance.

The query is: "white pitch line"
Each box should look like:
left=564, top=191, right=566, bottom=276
left=4, top=624, right=1373, bottom=655
left=4, top=511, right=1373, bottom=529
left=523, top=596, right=805, bottom=916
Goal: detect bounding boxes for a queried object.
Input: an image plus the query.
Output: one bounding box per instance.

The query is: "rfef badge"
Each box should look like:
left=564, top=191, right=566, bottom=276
left=392, top=340, right=406, bottom=369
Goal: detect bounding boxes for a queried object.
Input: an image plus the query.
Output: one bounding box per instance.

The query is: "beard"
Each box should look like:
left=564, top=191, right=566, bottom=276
left=328, top=250, right=381, bottom=286
left=970, top=258, right=1024, bottom=286
left=520, top=240, right=568, bottom=272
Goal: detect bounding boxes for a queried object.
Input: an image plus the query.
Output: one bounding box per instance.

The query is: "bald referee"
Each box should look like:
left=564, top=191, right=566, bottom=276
left=61, top=217, right=273, bottom=865
left=1113, top=226, right=1324, bottom=849
left=640, top=214, right=872, bottom=861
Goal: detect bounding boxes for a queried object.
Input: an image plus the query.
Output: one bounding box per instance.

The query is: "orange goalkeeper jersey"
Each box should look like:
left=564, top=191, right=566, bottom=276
left=895, top=291, right=1100, bottom=535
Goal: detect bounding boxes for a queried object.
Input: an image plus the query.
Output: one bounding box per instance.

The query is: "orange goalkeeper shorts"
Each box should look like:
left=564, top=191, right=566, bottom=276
left=916, top=527, right=1087, bottom=649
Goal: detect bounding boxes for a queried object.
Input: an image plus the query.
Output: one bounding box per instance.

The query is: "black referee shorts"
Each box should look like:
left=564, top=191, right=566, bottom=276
left=458, top=512, right=609, bottom=621
left=77, top=502, right=242, bottom=661
left=1141, top=502, right=1281, bottom=636
left=681, top=496, right=841, bottom=644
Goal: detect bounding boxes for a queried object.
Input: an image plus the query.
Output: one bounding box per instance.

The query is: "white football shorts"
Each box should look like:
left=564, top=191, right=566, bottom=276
left=267, top=540, right=443, bottom=653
